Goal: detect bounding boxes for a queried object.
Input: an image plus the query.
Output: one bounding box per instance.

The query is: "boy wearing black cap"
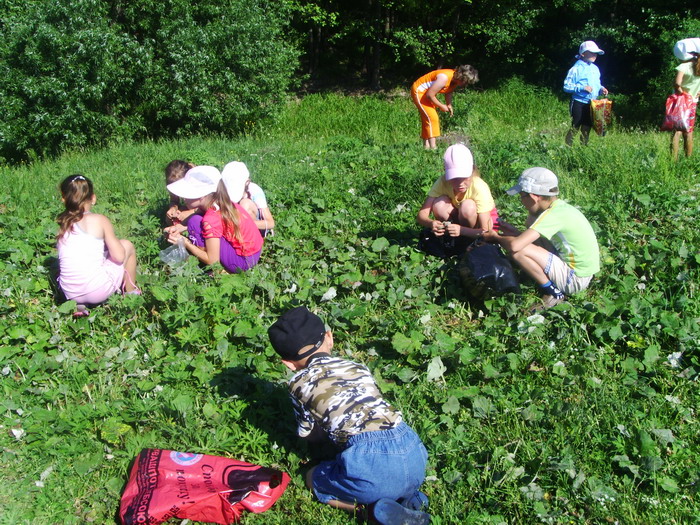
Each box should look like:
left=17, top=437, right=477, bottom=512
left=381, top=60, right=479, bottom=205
left=483, top=167, right=600, bottom=310
left=268, top=306, right=430, bottom=525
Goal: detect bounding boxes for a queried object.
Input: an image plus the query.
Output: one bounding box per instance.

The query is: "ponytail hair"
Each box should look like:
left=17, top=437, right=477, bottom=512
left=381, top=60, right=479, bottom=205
left=215, top=181, right=243, bottom=245
left=693, top=54, right=700, bottom=77
left=57, top=175, right=94, bottom=241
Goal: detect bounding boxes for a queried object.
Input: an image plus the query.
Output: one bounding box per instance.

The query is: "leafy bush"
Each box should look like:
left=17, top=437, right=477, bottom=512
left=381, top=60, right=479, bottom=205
left=0, top=0, right=299, bottom=163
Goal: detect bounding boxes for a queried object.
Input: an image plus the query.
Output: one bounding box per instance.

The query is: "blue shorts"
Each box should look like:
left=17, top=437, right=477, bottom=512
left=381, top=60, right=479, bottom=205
left=312, top=422, right=428, bottom=505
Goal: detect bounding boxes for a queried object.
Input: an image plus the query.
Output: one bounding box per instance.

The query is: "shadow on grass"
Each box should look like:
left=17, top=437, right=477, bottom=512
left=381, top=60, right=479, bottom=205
left=210, top=366, right=337, bottom=464
left=43, top=255, right=65, bottom=305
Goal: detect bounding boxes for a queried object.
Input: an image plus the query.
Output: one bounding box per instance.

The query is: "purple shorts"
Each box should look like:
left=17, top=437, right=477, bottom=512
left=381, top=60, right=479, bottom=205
left=188, top=215, right=261, bottom=273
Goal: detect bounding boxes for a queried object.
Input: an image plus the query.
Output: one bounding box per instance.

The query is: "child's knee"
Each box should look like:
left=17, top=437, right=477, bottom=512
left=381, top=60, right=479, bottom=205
left=305, top=466, right=316, bottom=490
left=431, top=196, right=453, bottom=220
left=457, top=199, right=477, bottom=220
left=120, top=239, right=136, bottom=255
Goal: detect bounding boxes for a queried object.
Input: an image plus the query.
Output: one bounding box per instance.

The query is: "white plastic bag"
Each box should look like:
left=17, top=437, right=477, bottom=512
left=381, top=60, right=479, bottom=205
left=159, top=238, right=188, bottom=266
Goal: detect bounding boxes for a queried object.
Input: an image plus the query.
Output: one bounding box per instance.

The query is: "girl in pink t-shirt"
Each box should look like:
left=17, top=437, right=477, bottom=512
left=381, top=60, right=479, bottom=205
left=164, top=166, right=263, bottom=273
left=56, top=175, right=139, bottom=311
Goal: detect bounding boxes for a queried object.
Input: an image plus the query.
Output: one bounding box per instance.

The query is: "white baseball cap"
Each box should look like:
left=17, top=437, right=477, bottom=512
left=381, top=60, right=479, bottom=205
left=221, top=161, right=250, bottom=203
left=579, top=40, right=604, bottom=56
left=506, top=167, right=559, bottom=196
left=166, top=166, right=221, bottom=199
left=444, top=143, right=474, bottom=180
left=673, top=38, right=700, bottom=61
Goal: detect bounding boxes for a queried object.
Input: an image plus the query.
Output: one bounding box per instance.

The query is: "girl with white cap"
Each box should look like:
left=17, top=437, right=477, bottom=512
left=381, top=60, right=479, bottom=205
left=163, top=166, right=263, bottom=273
left=671, top=38, right=700, bottom=159
left=416, top=143, right=499, bottom=242
left=563, top=40, right=609, bottom=145
left=221, top=161, right=275, bottom=237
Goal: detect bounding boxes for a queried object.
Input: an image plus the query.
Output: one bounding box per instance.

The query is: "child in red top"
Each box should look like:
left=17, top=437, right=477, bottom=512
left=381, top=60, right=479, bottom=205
left=164, top=166, right=263, bottom=273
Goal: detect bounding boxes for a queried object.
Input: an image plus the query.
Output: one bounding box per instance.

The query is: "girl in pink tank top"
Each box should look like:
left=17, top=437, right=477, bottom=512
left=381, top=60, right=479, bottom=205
left=56, top=175, right=139, bottom=312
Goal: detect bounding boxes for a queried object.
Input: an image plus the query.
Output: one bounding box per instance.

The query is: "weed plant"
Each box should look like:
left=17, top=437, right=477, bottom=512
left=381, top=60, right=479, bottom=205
left=1, top=79, right=699, bottom=523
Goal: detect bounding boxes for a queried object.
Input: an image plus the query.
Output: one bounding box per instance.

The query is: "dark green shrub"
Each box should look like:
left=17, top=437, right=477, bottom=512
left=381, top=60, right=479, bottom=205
left=0, top=0, right=299, bottom=163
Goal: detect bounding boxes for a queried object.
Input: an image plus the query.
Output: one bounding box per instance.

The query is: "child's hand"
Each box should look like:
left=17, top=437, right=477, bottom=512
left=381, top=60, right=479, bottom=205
left=446, top=104, right=454, bottom=116
left=482, top=230, right=500, bottom=243
left=446, top=223, right=461, bottom=237
left=176, top=209, right=195, bottom=222
left=164, top=223, right=187, bottom=236
left=166, top=205, right=180, bottom=221
left=584, top=85, right=593, bottom=93
left=431, top=220, right=446, bottom=236
left=601, top=87, right=609, bottom=96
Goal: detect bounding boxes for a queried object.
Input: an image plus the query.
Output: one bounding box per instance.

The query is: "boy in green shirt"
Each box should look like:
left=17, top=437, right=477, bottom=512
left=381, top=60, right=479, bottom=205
left=483, top=167, right=600, bottom=309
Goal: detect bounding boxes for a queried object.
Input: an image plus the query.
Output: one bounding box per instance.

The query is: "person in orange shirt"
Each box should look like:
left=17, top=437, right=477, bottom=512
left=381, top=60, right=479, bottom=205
left=411, top=65, right=479, bottom=149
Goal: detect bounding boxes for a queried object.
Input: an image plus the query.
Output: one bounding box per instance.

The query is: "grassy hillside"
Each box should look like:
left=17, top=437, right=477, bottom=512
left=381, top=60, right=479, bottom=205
left=1, top=79, right=698, bottom=524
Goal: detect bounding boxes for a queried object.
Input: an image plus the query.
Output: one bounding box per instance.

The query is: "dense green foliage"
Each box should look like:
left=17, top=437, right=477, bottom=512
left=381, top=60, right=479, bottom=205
left=0, top=0, right=298, bottom=163
left=1, top=0, right=698, bottom=162
left=1, top=82, right=698, bottom=523
left=293, top=1, right=700, bottom=127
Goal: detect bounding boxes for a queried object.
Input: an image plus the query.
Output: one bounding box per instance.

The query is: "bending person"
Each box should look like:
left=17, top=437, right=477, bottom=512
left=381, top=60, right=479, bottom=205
left=411, top=65, right=479, bottom=149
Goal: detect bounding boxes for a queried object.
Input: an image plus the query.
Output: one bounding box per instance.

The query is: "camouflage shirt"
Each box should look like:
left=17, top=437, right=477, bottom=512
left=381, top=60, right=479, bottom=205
left=288, top=354, right=402, bottom=447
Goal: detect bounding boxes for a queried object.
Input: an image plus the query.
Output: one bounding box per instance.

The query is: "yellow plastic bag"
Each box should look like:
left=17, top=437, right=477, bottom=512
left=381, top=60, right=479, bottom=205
left=590, top=99, right=613, bottom=136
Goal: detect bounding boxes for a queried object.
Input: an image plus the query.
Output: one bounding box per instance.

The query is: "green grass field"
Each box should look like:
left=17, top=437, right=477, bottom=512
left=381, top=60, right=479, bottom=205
left=1, top=79, right=699, bottom=524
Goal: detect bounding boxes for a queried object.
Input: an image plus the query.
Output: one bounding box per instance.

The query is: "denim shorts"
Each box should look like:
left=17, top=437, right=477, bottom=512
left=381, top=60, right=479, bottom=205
left=312, top=422, right=428, bottom=505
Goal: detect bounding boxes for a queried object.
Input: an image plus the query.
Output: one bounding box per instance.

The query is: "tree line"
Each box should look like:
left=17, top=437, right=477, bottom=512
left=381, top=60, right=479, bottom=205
left=1, top=0, right=698, bottom=163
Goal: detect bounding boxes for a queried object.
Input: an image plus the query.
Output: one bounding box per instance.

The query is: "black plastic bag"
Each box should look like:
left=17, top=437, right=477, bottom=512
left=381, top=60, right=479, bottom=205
left=417, top=228, right=468, bottom=259
left=458, top=240, right=520, bottom=298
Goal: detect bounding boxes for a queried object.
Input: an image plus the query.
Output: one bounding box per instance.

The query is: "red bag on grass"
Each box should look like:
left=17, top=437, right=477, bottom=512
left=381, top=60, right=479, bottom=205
left=590, top=98, right=613, bottom=136
left=660, top=93, right=696, bottom=132
left=119, top=449, right=290, bottom=525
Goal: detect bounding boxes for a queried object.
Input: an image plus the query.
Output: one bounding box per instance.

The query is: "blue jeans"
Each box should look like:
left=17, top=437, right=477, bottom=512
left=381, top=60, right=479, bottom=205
left=312, top=422, right=428, bottom=505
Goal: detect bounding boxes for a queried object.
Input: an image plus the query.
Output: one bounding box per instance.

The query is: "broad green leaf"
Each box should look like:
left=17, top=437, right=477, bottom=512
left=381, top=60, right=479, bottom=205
left=643, top=346, right=660, bottom=368
left=100, top=418, right=132, bottom=445
left=442, top=396, right=460, bottom=415
left=371, top=237, right=390, bottom=252
left=658, top=476, right=679, bottom=493
left=151, top=285, right=173, bottom=302
left=57, top=301, right=77, bottom=314
left=552, top=361, right=567, bottom=377
left=483, top=362, right=500, bottom=379
left=397, top=367, right=418, bottom=383
left=74, top=453, right=102, bottom=476
left=651, top=429, right=675, bottom=447
left=426, top=356, right=446, bottom=382
left=608, top=324, right=623, bottom=340
left=391, top=332, right=420, bottom=354
left=472, top=396, right=494, bottom=419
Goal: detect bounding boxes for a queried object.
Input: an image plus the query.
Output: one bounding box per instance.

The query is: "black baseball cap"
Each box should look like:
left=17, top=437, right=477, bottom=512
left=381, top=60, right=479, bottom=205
left=268, top=306, right=326, bottom=361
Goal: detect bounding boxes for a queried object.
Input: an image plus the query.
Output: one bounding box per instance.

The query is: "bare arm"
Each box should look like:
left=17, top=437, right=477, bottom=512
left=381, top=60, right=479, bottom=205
left=254, top=207, right=275, bottom=231
left=486, top=227, right=541, bottom=253
left=182, top=236, right=220, bottom=266
left=98, top=215, right=127, bottom=264
left=166, top=227, right=220, bottom=266
left=675, top=70, right=685, bottom=94
left=417, top=196, right=446, bottom=235
left=476, top=211, right=493, bottom=232
left=425, top=73, right=450, bottom=113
